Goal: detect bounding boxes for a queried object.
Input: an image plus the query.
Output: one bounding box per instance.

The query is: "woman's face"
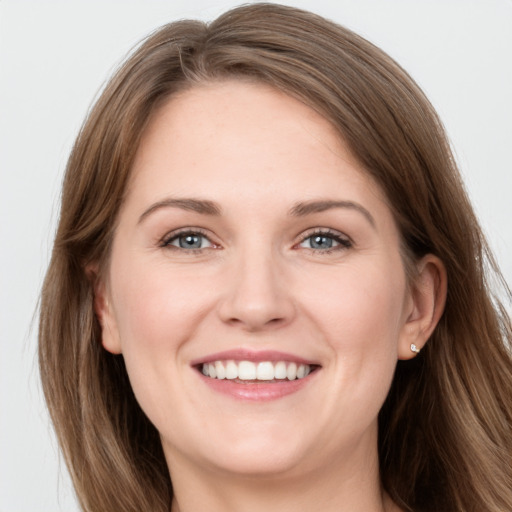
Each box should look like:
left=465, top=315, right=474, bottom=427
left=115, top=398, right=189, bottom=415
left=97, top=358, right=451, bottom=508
left=98, top=81, right=419, bottom=479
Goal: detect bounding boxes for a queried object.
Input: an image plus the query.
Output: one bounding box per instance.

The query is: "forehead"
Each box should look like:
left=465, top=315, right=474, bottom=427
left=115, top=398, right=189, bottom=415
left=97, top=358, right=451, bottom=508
left=127, top=80, right=387, bottom=214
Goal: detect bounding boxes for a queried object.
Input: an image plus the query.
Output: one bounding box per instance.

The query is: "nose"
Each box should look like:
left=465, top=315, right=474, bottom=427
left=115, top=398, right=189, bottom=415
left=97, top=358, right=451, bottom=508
left=217, top=247, right=296, bottom=332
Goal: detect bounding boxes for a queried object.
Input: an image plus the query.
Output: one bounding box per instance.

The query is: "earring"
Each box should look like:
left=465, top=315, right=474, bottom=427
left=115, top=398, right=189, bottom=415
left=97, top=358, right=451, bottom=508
left=410, top=343, right=421, bottom=354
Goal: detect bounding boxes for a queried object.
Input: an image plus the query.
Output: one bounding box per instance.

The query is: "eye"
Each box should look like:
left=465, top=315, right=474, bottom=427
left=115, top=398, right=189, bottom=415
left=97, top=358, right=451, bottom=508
left=163, top=230, right=214, bottom=250
left=298, top=229, right=352, bottom=252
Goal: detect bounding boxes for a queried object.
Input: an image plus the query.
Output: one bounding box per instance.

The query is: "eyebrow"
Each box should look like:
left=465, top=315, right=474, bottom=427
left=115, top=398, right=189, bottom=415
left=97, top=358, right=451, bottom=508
left=138, top=197, right=376, bottom=229
left=138, top=198, right=222, bottom=223
left=289, top=200, right=376, bottom=229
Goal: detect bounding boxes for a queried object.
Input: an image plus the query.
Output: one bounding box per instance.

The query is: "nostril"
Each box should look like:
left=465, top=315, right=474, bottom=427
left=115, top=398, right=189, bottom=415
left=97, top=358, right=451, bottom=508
left=226, top=315, right=288, bottom=331
left=217, top=273, right=296, bottom=330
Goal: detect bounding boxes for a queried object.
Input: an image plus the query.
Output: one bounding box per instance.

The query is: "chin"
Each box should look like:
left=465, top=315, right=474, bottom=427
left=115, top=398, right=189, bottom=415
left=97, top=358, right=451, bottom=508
left=203, top=444, right=308, bottom=479
left=164, top=419, right=315, bottom=479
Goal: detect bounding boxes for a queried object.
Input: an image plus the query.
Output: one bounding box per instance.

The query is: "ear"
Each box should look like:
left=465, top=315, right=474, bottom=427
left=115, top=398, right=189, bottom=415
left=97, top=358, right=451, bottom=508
left=86, top=265, right=123, bottom=355
left=398, top=254, right=447, bottom=360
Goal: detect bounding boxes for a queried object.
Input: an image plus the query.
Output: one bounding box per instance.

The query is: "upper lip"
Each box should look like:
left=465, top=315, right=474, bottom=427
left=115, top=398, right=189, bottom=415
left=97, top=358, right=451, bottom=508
left=190, top=349, right=320, bottom=366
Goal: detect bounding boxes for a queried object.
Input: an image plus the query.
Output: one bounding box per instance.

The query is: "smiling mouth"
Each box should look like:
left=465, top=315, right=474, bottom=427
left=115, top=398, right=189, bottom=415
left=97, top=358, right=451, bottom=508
left=199, top=360, right=319, bottom=382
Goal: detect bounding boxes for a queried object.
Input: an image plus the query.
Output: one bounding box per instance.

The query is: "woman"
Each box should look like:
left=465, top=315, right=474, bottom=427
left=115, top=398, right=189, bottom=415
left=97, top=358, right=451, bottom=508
left=38, top=3, right=512, bottom=511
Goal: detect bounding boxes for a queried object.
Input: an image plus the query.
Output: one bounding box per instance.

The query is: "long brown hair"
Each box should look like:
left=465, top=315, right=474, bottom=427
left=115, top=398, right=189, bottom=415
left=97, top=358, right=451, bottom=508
left=39, top=4, right=512, bottom=511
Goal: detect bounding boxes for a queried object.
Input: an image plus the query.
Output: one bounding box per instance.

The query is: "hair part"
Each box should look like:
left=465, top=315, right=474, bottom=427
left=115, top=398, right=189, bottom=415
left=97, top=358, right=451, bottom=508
left=39, top=4, right=512, bottom=511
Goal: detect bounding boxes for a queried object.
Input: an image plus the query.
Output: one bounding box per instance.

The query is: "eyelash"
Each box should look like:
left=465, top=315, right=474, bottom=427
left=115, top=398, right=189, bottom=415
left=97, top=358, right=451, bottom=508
left=161, top=228, right=215, bottom=254
left=297, top=228, right=353, bottom=254
left=160, top=228, right=353, bottom=254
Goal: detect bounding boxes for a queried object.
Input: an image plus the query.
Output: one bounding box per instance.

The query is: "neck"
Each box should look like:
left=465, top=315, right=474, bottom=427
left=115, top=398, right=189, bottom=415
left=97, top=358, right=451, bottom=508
left=166, top=428, right=400, bottom=512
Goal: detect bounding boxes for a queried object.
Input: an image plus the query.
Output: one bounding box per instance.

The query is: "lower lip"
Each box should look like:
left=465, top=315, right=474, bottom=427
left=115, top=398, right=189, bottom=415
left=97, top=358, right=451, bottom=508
left=197, top=372, right=318, bottom=401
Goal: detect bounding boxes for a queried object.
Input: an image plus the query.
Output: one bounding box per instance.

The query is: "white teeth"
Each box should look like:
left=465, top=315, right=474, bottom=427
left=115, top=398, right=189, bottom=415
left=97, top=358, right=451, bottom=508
left=257, top=362, right=274, bottom=380
left=201, top=360, right=314, bottom=381
left=225, top=360, right=238, bottom=380
left=238, top=361, right=257, bottom=380
left=274, top=361, right=287, bottom=379
left=215, top=361, right=226, bottom=380
left=286, top=362, right=297, bottom=380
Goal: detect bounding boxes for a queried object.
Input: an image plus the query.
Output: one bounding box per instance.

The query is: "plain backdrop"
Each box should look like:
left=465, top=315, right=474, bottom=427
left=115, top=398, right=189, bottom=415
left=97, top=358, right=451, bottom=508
left=1, top=1, right=511, bottom=510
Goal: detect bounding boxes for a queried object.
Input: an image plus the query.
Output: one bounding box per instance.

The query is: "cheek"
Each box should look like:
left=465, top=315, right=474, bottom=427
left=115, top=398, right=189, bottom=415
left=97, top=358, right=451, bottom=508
left=343, top=278, right=404, bottom=351
left=107, top=258, right=215, bottom=424
left=266, top=257, right=409, bottom=448
left=307, top=259, right=406, bottom=342
left=110, top=258, right=212, bottom=352
left=107, top=258, right=217, bottom=416
left=303, top=258, right=407, bottom=396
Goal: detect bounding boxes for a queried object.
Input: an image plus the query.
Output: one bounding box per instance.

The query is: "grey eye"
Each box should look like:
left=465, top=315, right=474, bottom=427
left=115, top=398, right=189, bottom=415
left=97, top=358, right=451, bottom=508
left=298, top=231, right=352, bottom=252
left=307, top=235, right=335, bottom=249
left=300, top=234, right=339, bottom=250
left=168, top=232, right=212, bottom=249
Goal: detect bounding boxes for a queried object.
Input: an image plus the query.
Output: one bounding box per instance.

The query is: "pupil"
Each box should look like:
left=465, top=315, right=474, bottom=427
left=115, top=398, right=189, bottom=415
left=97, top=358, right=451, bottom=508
left=179, top=234, right=201, bottom=248
left=311, top=235, right=332, bottom=249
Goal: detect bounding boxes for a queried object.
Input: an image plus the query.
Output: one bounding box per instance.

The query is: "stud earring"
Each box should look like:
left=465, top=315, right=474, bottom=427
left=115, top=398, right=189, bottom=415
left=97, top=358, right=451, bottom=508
left=410, top=343, right=421, bottom=354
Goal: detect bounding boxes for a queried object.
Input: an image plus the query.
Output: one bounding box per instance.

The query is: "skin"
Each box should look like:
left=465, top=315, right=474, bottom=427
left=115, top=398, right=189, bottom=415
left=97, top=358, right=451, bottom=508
left=95, top=81, right=446, bottom=512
